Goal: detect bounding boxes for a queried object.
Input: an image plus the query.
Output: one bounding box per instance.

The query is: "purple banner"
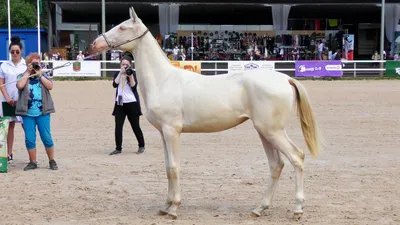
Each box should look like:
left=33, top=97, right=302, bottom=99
left=295, top=60, right=343, bottom=77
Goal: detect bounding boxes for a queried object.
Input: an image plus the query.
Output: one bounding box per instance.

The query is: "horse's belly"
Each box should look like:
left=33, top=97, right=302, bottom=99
left=181, top=111, right=248, bottom=133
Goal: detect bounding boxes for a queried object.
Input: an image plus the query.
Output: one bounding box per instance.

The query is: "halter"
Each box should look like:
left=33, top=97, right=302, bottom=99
left=100, top=29, right=150, bottom=49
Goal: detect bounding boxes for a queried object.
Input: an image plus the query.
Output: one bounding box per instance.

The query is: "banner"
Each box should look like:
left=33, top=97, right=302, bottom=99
left=385, top=61, right=400, bottom=77
left=171, top=61, right=201, bottom=74
left=228, top=61, right=275, bottom=74
left=52, top=61, right=101, bottom=77
left=295, top=60, right=343, bottom=77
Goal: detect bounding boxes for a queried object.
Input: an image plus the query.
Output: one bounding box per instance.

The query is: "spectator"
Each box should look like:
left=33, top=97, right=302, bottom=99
left=16, top=53, right=58, bottom=171
left=0, top=36, right=25, bottom=163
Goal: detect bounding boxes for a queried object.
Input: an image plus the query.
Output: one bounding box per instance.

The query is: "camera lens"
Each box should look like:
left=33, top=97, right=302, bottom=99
left=32, top=62, right=41, bottom=70
left=125, top=67, right=133, bottom=75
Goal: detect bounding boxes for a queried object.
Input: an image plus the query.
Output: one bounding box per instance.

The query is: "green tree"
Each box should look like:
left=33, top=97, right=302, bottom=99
left=0, top=0, right=48, bottom=29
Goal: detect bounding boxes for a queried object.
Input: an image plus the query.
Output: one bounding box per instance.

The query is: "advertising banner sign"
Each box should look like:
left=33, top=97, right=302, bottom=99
left=228, top=61, right=275, bottom=74
left=171, top=61, right=202, bottom=74
left=52, top=61, right=101, bottom=77
left=295, top=60, right=343, bottom=77
left=385, top=60, right=400, bottom=77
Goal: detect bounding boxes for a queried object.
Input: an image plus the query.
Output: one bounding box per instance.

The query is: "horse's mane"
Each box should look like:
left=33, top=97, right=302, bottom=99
left=144, top=27, right=172, bottom=64
left=151, top=34, right=172, bottom=64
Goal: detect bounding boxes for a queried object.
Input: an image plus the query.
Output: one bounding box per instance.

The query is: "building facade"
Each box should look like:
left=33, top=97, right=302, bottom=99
left=47, top=0, right=400, bottom=60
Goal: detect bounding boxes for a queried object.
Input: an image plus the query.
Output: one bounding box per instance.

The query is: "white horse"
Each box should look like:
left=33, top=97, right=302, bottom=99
left=92, top=7, right=323, bottom=220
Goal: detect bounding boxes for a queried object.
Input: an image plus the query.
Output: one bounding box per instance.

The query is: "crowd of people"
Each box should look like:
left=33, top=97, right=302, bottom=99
left=0, top=36, right=146, bottom=172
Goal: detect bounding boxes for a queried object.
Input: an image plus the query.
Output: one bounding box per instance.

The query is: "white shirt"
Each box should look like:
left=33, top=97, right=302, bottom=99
left=116, top=75, right=137, bottom=103
left=173, top=48, right=179, bottom=55
left=0, top=58, right=27, bottom=102
left=318, top=43, right=324, bottom=52
left=76, top=54, right=85, bottom=61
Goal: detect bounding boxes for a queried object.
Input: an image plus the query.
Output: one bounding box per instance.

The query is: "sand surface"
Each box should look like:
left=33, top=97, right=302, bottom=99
left=1, top=80, right=399, bottom=225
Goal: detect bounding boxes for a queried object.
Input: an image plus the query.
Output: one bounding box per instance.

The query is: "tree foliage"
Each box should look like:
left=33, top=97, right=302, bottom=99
left=0, top=0, right=48, bottom=29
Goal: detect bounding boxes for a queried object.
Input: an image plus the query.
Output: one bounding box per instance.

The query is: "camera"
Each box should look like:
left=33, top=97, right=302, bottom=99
left=125, top=66, right=134, bottom=75
left=117, top=95, right=123, bottom=106
left=32, top=62, right=41, bottom=70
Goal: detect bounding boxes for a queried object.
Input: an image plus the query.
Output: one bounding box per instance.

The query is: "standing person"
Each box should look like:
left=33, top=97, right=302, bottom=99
left=109, top=54, right=145, bottom=155
left=343, top=37, right=349, bottom=60
left=0, top=36, right=26, bottom=163
left=16, top=53, right=58, bottom=171
left=76, top=51, right=85, bottom=61
left=317, top=40, right=324, bottom=60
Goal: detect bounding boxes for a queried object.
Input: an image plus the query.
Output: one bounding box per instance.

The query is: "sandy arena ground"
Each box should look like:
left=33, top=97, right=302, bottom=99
left=0, top=80, right=399, bottom=225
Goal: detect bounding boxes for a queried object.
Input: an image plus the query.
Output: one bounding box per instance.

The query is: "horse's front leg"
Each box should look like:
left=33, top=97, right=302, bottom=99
left=158, top=125, right=182, bottom=219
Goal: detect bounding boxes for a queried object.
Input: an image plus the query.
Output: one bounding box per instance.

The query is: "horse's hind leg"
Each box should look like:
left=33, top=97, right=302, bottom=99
left=266, top=130, right=306, bottom=220
left=252, top=131, right=285, bottom=217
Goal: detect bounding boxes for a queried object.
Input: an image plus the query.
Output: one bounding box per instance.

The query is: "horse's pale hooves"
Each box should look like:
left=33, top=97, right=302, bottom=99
left=167, top=212, right=178, bottom=219
left=293, top=212, right=303, bottom=221
left=251, top=210, right=261, bottom=217
left=158, top=209, right=168, bottom=215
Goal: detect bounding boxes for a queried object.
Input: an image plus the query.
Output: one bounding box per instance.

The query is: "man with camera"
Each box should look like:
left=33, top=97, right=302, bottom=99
left=16, top=53, right=58, bottom=171
left=109, top=53, right=145, bottom=155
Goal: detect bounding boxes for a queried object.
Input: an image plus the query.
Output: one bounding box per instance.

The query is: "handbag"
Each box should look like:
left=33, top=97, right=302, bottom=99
left=2, top=102, right=16, bottom=117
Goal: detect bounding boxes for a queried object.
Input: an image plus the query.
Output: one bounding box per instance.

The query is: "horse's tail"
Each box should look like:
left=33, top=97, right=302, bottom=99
left=288, top=78, right=324, bottom=157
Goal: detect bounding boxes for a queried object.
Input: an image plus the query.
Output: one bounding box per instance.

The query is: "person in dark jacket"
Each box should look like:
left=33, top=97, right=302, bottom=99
left=109, top=54, right=145, bottom=155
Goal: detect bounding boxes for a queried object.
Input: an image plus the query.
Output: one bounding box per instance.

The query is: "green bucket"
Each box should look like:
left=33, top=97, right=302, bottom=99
left=0, top=117, right=10, bottom=173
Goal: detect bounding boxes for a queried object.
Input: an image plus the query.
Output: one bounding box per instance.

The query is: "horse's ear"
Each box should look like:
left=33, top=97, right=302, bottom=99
left=129, top=7, right=138, bottom=22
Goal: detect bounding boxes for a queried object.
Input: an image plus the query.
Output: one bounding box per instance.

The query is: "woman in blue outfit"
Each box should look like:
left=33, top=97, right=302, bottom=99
left=16, top=53, right=58, bottom=171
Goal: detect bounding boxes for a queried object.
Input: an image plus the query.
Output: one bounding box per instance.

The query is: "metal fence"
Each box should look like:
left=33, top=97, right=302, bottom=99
left=0, top=60, right=387, bottom=78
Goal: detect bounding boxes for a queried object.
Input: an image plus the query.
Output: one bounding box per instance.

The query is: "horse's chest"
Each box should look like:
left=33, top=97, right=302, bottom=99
left=145, top=101, right=181, bottom=125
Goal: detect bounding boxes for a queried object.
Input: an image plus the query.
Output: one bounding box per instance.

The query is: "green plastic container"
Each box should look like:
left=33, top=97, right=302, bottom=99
left=0, top=117, right=10, bottom=173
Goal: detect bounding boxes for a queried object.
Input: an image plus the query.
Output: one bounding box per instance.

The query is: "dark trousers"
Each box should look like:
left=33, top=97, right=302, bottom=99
left=114, top=102, right=145, bottom=151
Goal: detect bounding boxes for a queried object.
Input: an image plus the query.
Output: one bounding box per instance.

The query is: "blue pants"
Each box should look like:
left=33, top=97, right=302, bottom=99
left=22, top=114, right=54, bottom=150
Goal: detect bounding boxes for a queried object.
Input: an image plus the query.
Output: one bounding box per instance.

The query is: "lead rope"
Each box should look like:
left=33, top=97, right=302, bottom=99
left=0, top=61, right=72, bottom=88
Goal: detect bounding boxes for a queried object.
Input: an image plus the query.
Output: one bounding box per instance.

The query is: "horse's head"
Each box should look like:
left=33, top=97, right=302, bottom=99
left=92, top=7, right=148, bottom=53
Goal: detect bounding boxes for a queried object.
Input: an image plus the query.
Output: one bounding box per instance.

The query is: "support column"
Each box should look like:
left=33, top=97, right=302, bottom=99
left=271, top=4, right=291, bottom=31
left=380, top=0, right=385, bottom=78
left=385, top=3, right=400, bottom=55
left=158, top=3, right=180, bottom=41
left=158, top=3, right=169, bottom=38
left=169, top=3, right=180, bottom=34
left=101, top=0, right=106, bottom=77
left=55, top=4, right=62, bottom=47
left=47, top=1, right=53, bottom=52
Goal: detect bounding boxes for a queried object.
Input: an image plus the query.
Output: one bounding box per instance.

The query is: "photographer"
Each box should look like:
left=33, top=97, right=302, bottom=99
left=109, top=54, right=145, bottom=155
left=15, top=53, right=58, bottom=171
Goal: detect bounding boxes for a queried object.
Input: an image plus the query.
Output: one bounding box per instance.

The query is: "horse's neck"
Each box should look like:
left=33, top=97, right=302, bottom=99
left=132, top=33, right=173, bottom=102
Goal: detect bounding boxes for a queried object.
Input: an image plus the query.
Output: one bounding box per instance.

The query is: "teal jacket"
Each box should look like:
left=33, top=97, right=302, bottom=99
left=15, top=74, right=55, bottom=116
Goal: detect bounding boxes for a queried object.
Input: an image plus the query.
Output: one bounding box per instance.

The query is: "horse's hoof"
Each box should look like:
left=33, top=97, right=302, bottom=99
left=251, top=209, right=261, bottom=217
left=167, top=212, right=178, bottom=219
left=293, top=212, right=303, bottom=221
left=158, top=209, right=168, bottom=215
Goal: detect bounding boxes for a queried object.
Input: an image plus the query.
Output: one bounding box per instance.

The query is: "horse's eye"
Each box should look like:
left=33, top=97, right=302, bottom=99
left=119, top=25, right=126, bottom=31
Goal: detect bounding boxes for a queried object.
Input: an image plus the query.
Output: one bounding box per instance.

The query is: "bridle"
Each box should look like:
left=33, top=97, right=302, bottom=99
left=99, top=28, right=150, bottom=49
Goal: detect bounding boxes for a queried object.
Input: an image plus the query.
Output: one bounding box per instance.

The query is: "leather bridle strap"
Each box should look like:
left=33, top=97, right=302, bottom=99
left=101, top=29, right=150, bottom=49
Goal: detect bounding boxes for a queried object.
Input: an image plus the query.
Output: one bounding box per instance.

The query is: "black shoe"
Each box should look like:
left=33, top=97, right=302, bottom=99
left=24, top=161, right=38, bottom=171
left=7, top=154, right=13, bottom=163
left=49, top=160, right=58, bottom=170
left=109, top=150, right=122, bottom=155
left=137, top=147, right=145, bottom=154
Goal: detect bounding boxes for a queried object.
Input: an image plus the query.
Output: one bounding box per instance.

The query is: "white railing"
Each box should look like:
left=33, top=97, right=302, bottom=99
left=0, top=59, right=387, bottom=78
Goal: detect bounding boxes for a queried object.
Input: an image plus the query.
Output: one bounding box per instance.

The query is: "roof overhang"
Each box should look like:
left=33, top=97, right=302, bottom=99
left=50, top=0, right=400, bottom=4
